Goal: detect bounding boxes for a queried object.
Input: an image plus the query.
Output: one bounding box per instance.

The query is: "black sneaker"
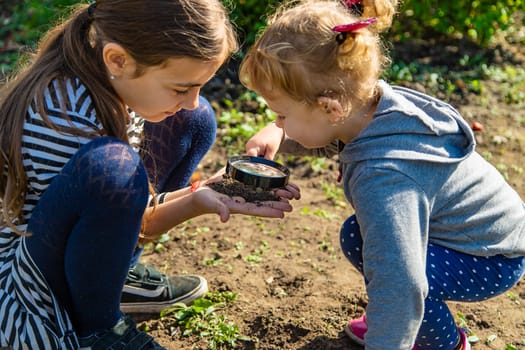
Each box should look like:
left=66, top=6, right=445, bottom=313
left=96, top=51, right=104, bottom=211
left=120, top=263, right=208, bottom=314
left=78, top=314, right=165, bottom=349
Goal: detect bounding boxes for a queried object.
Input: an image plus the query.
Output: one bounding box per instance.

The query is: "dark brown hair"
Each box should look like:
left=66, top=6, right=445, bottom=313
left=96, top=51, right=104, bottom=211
left=0, top=0, right=238, bottom=232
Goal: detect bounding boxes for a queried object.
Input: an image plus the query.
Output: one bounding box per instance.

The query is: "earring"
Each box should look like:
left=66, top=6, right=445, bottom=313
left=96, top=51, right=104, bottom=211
left=110, top=75, right=115, bottom=80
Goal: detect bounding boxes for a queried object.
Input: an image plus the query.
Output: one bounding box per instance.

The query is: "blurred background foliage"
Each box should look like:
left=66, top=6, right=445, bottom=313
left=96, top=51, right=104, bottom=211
left=227, top=0, right=525, bottom=48
left=1, top=0, right=525, bottom=75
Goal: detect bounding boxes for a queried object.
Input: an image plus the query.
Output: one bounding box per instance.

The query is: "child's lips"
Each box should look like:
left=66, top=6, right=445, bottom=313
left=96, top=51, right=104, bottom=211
left=164, top=109, right=180, bottom=116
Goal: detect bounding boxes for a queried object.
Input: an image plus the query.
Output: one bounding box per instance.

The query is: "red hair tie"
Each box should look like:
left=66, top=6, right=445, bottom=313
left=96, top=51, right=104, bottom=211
left=343, top=0, right=361, bottom=6
left=332, top=17, right=377, bottom=44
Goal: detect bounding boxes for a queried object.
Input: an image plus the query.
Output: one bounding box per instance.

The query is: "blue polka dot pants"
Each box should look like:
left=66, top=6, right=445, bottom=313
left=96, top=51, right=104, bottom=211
left=339, top=214, right=525, bottom=350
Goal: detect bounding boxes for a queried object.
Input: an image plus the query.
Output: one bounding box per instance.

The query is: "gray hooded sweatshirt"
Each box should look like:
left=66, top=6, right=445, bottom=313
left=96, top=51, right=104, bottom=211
left=279, top=80, right=525, bottom=349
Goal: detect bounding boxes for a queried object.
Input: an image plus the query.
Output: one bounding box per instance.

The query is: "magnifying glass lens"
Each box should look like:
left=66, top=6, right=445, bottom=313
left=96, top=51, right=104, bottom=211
left=226, top=156, right=290, bottom=190
left=231, top=160, right=287, bottom=178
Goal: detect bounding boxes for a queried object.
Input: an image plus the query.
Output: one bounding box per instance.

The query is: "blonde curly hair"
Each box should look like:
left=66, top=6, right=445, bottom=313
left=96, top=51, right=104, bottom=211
left=240, top=0, right=397, bottom=114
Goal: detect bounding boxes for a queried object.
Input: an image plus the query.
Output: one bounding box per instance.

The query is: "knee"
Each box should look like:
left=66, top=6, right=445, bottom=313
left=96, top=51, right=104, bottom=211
left=340, top=215, right=364, bottom=269
left=73, top=137, right=149, bottom=207
left=339, top=215, right=361, bottom=249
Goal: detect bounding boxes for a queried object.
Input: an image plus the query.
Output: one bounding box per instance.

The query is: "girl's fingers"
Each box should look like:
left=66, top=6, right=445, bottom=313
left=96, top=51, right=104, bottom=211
left=274, top=183, right=301, bottom=200
left=220, top=197, right=292, bottom=218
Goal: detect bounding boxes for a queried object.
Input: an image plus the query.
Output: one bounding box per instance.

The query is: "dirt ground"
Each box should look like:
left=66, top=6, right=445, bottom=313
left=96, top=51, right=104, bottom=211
left=135, top=35, right=525, bottom=350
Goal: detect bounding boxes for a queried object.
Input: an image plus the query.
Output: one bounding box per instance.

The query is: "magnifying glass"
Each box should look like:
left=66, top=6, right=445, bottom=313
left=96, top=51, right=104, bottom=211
left=226, top=156, right=290, bottom=190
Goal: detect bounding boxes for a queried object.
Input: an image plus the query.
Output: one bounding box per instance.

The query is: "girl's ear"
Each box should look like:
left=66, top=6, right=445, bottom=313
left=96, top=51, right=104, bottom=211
left=317, top=96, right=345, bottom=124
left=102, top=43, right=135, bottom=78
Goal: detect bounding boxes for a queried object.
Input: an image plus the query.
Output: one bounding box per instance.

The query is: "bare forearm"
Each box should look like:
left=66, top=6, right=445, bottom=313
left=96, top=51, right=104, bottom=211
left=142, top=191, right=206, bottom=238
left=139, top=183, right=296, bottom=242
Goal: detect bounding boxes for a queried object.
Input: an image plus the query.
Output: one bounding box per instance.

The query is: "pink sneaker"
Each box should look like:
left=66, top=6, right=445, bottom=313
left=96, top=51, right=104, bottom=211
left=345, top=314, right=471, bottom=350
left=457, top=328, right=471, bottom=350
left=345, top=315, right=421, bottom=348
left=344, top=314, right=367, bottom=346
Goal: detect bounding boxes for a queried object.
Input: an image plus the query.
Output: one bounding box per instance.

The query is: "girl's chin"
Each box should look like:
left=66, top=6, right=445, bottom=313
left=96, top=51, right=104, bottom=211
left=139, top=113, right=168, bottom=123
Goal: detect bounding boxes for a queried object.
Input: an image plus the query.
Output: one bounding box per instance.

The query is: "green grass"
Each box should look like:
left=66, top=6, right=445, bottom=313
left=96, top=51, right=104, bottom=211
left=159, top=291, right=251, bottom=349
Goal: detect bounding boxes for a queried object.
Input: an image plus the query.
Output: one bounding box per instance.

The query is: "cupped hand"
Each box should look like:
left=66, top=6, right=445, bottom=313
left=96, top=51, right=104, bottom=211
left=192, top=186, right=293, bottom=222
left=220, top=196, right=293, bottom=222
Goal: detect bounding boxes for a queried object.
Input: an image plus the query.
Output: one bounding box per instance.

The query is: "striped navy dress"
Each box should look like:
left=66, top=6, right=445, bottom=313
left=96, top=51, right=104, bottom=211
left=0, top=78, right=143, bottom=349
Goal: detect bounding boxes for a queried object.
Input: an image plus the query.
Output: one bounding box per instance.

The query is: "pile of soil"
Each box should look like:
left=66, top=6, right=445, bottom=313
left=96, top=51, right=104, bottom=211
left=207, top=176, right=280, bottom=202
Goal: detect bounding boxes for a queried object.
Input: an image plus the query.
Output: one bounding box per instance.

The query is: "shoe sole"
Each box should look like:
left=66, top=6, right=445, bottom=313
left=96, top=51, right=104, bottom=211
left=344, top=322, right=366, bottom=346
left=120, top=276, right=208, bottom=314
left=343, top=323, right=471, bottom=350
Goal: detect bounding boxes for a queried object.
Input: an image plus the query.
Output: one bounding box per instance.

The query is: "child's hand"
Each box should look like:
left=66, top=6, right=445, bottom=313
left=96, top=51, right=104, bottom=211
left=245, top=123, right=284, bottom=159
left=274, top=182, right=301, bottom=200
left=192, top=186, right=293, bottom=222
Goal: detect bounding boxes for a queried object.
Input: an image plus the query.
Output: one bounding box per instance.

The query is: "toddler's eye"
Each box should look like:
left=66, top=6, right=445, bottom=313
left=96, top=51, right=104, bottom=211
left=173, top=89, right=189, bottom=95
left=277, top=115, right=286, bottom=121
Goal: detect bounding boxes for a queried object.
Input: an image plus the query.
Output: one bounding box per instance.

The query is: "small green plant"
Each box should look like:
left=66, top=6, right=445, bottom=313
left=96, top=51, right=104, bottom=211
left=153, top=232, right=171, bottom=252
left=203, top=257, right=223, bottom=266
left=313, top=209, right=339, bottom=220
left=506, top=291, right=521, bottom=305
left=456, top=312, right=480, bottom=344
left=160, top=291, right=251, bottom=349
left=318, top=240, right=338, bottom=260
left=320, top=180, right=347, bottom=208
left=234, top=241, right=244, bottom=251
left=244, top=241, right=269, bottom=264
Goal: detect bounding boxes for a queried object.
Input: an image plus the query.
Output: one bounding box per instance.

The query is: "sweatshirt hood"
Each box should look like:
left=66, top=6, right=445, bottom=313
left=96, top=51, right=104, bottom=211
left=339, top=81, right=476, bottom=164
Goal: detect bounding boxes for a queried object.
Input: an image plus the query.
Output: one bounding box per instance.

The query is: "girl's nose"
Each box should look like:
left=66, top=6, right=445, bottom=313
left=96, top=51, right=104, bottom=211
left=180, top=89, right=200, bottom=110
